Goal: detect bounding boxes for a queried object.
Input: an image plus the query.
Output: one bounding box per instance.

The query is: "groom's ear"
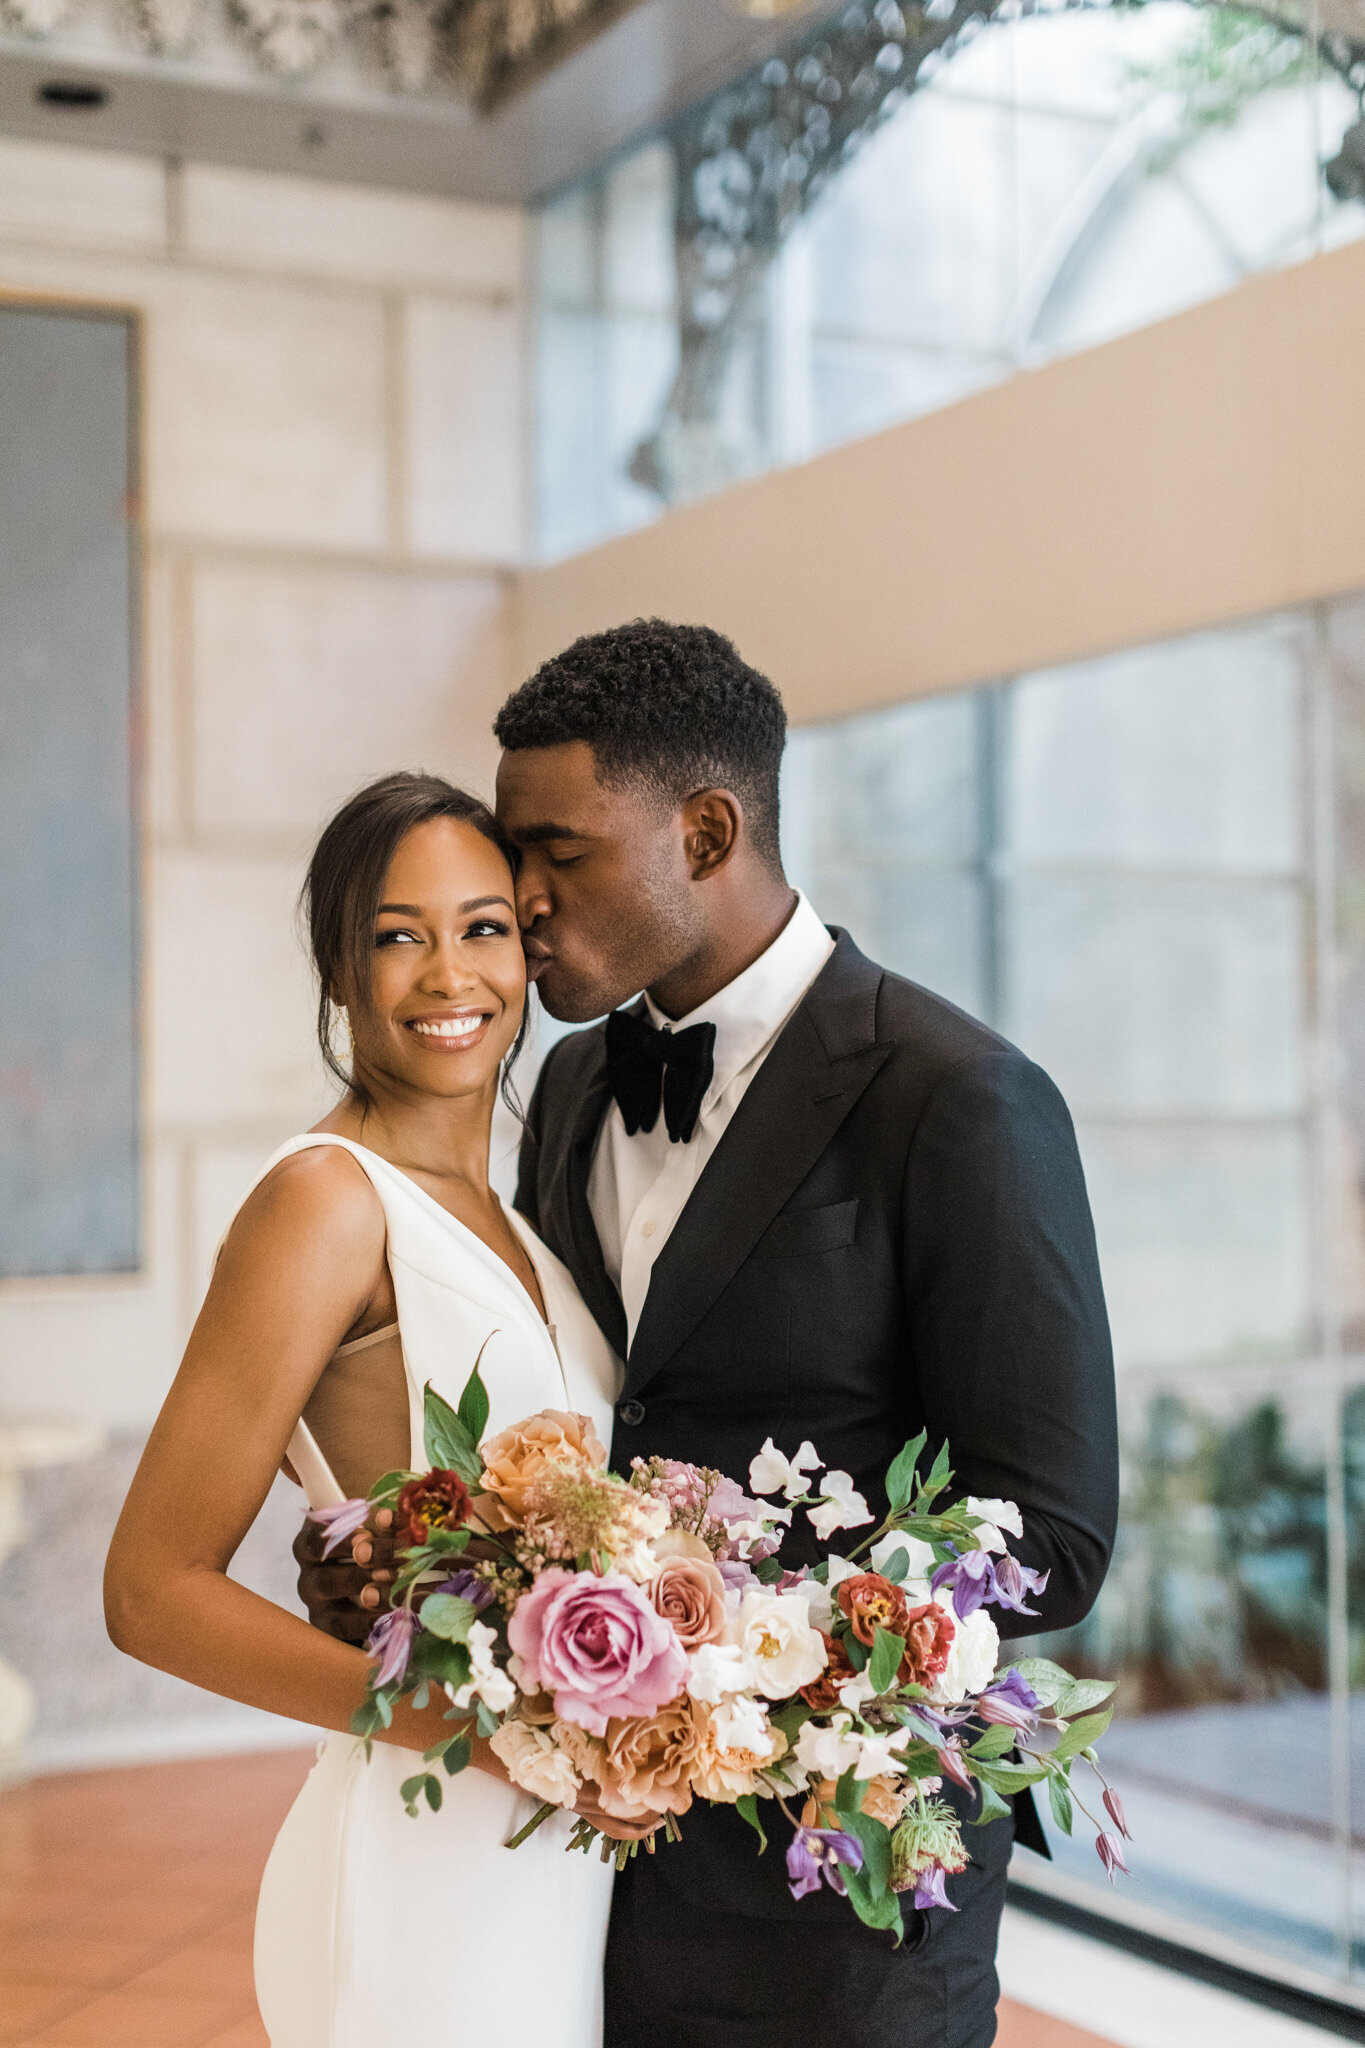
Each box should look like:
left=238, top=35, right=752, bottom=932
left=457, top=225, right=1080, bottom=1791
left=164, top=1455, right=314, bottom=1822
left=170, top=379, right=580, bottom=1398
left=681, top=788, right=743, bottom=880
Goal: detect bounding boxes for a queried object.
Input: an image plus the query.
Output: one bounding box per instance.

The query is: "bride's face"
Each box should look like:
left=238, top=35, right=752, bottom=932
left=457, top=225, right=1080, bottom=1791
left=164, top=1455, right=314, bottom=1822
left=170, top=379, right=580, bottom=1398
left=348, top=817, right=526, bottom=1100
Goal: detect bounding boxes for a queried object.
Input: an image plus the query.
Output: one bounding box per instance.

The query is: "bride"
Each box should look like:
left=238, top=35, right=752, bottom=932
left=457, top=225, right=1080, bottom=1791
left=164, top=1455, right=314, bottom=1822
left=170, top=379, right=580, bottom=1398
left=105, top=772, right=650, bottom=2048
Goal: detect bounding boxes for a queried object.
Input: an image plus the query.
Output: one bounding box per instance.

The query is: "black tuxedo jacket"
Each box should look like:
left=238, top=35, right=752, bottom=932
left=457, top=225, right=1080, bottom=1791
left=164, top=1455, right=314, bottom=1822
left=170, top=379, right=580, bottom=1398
left=515, top=928, right=1119, bottom=1919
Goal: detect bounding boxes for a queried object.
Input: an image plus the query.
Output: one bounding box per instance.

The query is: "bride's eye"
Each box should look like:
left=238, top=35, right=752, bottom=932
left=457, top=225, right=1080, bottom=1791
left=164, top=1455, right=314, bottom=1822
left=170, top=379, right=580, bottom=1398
left=467, top=918, right=512, bottom=939
left=375, top=928, right=420, bottom=947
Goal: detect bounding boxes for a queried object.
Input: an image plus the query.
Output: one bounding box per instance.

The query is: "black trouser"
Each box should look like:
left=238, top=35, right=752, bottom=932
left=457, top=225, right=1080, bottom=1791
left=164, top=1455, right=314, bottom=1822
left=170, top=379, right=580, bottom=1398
left=604, top=1811, right=1012, bottom=2048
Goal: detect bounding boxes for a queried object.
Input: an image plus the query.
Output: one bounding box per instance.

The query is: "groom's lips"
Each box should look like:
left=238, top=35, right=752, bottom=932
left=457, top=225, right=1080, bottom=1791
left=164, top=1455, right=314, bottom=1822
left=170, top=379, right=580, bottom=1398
left=523, top=939, right=553, bottom=982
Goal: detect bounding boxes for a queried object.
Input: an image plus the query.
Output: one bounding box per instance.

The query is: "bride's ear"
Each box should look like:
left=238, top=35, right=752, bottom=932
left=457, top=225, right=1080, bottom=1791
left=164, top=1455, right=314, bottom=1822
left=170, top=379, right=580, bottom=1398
left=682, top=788, right=742, bottom=879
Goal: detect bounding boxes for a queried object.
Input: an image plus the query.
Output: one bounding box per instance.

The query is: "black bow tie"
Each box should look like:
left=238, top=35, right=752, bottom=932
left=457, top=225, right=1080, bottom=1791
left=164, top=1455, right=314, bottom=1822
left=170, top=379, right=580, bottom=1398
left=604, top=1009, right=717, bottom=1145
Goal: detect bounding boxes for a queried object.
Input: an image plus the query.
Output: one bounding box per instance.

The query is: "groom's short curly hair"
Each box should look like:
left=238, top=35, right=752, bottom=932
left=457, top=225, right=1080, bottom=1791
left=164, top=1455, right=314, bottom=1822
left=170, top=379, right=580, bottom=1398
left=494, top=618, right=788, bottom=869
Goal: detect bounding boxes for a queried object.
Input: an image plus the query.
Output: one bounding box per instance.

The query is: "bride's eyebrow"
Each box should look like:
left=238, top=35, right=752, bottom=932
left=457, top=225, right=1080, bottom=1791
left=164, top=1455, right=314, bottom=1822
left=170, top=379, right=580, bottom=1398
left=375, top=896, right=514, bottom=915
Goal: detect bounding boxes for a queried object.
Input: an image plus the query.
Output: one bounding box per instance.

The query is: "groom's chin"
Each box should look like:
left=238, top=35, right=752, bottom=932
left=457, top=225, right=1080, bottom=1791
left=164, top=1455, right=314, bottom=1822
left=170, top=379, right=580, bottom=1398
left=532, top=966, right=611, bottom=1027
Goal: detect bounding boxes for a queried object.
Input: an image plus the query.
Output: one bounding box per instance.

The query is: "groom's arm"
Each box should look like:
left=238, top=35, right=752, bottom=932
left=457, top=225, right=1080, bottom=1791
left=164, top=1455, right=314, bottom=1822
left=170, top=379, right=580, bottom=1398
left=900, top=1047, right=1119, bottom=1638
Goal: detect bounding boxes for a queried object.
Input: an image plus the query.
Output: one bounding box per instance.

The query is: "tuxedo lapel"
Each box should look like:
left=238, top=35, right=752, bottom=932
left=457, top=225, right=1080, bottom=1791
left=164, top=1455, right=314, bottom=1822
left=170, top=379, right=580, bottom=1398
left=543, top=1032, right=629, bottom=1361
left=624, top=931, right=888, bottom=1398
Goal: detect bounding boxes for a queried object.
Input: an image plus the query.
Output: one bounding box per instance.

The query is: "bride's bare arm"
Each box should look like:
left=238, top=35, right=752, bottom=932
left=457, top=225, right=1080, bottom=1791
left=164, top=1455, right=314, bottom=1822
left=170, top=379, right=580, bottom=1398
left=104, top=1149, right=449, bottom=1756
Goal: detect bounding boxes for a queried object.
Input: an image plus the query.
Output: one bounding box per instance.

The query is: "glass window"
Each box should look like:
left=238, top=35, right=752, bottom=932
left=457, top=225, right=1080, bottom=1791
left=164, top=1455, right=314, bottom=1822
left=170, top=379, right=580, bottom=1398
left=782, top=597, right=1365, bottom=1991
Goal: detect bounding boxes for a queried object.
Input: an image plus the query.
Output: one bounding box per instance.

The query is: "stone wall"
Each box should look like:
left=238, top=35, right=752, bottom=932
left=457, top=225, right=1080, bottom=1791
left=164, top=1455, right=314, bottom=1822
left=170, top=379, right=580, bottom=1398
left=0, top=133, right=525, bottom=1764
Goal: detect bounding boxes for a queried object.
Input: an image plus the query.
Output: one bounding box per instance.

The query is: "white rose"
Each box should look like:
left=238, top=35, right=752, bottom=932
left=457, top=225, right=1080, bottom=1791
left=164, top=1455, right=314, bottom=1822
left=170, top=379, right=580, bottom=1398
left=731, top=1591, right=828, bottom=1699
left=927, top=1598, right=999, bottom=1704
left=488, top=1720, right=582, bottom=1808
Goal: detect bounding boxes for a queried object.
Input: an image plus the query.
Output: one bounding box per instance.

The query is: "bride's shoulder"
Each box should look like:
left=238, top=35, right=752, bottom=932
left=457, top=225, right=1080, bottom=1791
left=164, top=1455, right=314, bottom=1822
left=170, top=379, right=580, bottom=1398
left=225, top=1139, right=384, bottom=1266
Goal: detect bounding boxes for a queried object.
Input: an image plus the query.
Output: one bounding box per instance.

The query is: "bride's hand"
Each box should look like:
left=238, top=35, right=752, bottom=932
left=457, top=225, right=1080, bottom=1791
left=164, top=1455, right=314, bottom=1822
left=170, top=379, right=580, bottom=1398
left=572, top=1786, right=663, bottom=1842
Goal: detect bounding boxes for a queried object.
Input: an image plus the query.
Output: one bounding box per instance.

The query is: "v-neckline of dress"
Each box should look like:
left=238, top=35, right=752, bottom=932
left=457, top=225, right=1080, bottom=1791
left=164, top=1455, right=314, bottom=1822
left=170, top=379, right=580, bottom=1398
left=334, top=1135, right=552, bottom=1331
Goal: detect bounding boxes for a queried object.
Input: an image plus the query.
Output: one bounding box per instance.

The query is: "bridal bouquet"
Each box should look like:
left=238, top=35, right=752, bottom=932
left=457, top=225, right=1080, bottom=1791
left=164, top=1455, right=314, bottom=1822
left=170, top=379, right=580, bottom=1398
left=309, top=1366, right=1128, bottom=1938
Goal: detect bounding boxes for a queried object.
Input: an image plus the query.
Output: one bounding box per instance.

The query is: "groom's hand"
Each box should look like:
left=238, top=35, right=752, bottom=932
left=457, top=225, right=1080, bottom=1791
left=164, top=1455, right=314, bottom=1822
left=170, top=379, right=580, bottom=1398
left=293, top=1508, right=397, bottom=1646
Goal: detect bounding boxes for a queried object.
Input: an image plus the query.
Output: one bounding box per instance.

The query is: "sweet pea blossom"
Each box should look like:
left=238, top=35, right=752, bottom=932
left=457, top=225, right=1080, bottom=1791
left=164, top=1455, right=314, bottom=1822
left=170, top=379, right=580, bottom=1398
left=307, top=1497, right=371, bottom=1560
left=750, top=1438, right=823, bottom=1501
left=731, top=1592, right=828, bottom=1699
left=449, top=1619, right=517, bottom=1715
left=685, top=1642, right=753, bottom=1704
left=365, top=1604, right=421, bottom=1688
left=848, top=1725, right=912, bottom=1781
left=964, top=1497, right=1024, bottom=1553
left=807, top=1472, right=873, bottom=1542
left=793, top=1713, right=909, bottom=1783
left=786, top=1825, right=863, bottom=1901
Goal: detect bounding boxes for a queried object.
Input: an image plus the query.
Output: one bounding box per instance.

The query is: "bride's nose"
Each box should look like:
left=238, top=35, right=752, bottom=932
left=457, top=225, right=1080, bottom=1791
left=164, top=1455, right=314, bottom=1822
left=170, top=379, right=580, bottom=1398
left=418, top=938, right=479, bottom=998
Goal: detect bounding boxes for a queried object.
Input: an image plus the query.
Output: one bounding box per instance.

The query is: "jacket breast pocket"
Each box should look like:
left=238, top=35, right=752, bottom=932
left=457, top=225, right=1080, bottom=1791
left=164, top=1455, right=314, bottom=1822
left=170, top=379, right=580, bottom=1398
left=753, top=1198, right=858, bottom=1260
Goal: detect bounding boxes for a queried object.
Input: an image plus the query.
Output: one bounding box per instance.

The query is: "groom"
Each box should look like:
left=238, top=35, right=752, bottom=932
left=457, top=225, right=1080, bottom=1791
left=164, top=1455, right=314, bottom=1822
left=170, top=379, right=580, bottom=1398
left=304, top=618, right=1119, bottom=2046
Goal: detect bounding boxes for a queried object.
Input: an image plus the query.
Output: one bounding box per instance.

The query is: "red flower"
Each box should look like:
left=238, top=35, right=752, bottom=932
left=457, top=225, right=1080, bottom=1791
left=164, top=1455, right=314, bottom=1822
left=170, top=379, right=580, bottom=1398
left=836, top=1572, right=911, bottom=1648
left=901, top=1600, right=955, bottom=1685
left=800, top=1633, right=856, bottom=1712
left=396, top=1468, right=470, bottom=1548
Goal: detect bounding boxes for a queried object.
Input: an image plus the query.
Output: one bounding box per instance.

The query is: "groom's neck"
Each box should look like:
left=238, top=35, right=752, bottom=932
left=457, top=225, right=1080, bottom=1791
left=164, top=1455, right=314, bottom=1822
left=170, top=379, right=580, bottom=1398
left=645, top=868, right=799, bottom=1022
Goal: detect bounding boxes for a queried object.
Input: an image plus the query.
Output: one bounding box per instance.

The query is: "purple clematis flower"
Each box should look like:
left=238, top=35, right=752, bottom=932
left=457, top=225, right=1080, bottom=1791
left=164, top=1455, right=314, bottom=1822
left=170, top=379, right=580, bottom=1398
left=432, top=1569, right=493, bottom=1612
left=913, top=1865, right=959, bottom=1913
left=932, top=1548, right=997, bottom=1619
left=990, top=1554, right=1048, bottom=1617
left=306, top=1497, right=372, bottom=1560
left=365, top=1604, right=421, bottom=1688
left=1103, top=1786, right=1131, bottom=1839
left=977, top=1669, right=1040, bottom=1733
left=935, top=1742, right=974, bottom=1790
left=1095, top=1831, right=1129, bottom=1883
left=785, top=1826, right=864, bottom=1901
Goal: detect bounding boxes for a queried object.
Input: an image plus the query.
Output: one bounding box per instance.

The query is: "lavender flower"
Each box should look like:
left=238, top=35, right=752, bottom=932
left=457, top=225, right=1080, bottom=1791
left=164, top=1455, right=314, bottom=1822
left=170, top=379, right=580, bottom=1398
left=913, top=1865, right=959, bottom=1913
left=306, top=1497, right=372, bottom=1560
left=977, top=1669, right=1039, bottom=1733
left=785, top=1826, right=864, bottom=1901
left=1102, top=1787, right=1132, bottom=1841
left=365, top=1604, right=420, bottom=1688
left=1095, top=1831, right=1129, bottom=1883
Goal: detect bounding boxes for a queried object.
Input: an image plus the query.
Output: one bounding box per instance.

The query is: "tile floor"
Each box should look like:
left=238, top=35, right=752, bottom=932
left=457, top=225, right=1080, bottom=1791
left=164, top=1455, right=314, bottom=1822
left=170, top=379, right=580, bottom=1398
left=0, top=1748, right=1113, bottom=2047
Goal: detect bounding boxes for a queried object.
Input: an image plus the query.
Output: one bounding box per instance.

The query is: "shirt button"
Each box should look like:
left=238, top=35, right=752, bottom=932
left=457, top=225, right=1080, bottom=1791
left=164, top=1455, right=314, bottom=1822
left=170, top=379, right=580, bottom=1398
left=640, top=1220, right=657, bottom=1239
left=618, top=1399, right=646, bottom=1428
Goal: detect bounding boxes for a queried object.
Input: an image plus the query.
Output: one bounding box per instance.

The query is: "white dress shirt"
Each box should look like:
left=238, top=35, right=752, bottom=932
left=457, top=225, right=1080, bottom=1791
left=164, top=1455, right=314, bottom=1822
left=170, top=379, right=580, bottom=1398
left=586, top=891, right=835, bottom=1349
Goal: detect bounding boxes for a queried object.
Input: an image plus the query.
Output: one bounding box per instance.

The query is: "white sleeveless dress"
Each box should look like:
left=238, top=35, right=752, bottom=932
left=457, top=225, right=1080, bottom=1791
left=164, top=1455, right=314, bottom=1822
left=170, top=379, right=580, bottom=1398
left=246, top=1134, right=621, bottom=2048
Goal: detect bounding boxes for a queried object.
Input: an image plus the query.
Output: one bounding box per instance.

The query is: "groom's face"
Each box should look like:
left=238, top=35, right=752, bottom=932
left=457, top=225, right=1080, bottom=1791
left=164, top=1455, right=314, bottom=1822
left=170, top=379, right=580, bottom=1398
left=495, top=741, right=699, bottom=1023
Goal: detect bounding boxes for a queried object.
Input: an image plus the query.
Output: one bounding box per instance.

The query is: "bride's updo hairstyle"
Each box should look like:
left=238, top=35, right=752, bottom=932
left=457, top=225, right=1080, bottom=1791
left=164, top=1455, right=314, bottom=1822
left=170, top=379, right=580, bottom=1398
left=303, top=771, right=523, bottom=1099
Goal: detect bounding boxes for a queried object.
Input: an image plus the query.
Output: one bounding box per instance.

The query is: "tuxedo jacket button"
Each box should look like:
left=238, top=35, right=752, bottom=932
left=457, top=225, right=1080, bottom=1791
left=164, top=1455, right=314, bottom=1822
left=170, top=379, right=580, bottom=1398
left=618, top=1398, right=646, bottom=1428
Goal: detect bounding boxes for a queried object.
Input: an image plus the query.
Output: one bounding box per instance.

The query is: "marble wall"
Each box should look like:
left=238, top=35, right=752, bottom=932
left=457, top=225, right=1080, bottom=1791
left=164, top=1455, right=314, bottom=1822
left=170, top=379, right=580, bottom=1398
left=0, top=135, right=526, bottom=1764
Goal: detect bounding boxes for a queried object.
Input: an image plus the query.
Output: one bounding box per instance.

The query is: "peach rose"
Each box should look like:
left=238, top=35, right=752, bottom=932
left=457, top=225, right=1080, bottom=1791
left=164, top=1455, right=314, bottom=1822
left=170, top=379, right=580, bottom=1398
left=650, top=1554, right=728, bottom=1650
left=587, top=1701, right=701, bottom=1819
left=476, top=1410, right=608, bottom=1530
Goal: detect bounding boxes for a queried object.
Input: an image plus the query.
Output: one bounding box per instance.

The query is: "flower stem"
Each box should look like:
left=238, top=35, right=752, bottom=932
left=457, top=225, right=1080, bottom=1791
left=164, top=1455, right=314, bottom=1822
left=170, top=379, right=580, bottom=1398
left=504, top=1801, right=558, bottom=1849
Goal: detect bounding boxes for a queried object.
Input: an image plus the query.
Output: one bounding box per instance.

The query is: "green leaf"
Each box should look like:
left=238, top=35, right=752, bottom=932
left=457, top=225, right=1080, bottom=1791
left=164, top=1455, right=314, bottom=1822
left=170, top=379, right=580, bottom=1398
left=833, top=1763, right=862, bottom=1820
left=1047, top=1772, right=1074, bottom=1835
left=419, top=1594, right=478, bottom=1643
left=1052, top=1707, right=1114, bottom=1761
left=443, top=1734, right=472, bottom=1776
left=968, top=1780, right=1013, bottom=1827
left=879, top=1545, right=910, bottom=1585
left=367, top=1468, right=414, bottom=1502
left=968, top=1724, right=1017, bottom=1761
left=735, top=1793, right=768, bottom=1856
left=973, top=1758, right=1049, bottom=1794
left=842, top=1866, right=904, bottom=1939
left=769, top=1700, right=814, bottom=1747
left=475, top=1702, right=500, bottom=1740
left=885, top=1432, right=926, bottom=1513
left=869, top=1627, right=907, bottom=1695
left=844, top=1632, right=869, bottom=1673
left=411, top=1681, right=430, bottom=1713
left=410, top=1636, right=472, bottom=1689
left=422, top=1382, right=483, bottom=1484
left=843, top=1808, right=894, bottom=1894
left=1054, top=1678, right=1117, bottom=1718
left=1009, top=1658, right=1073, bottom=1710
left=457, top=1356, right=490, bottom=1448
left=424, top=1527, right=472, bottom=1556
left=752, top=1556, right=785, bottom=1585
left=400, top=1771, right=440, bottom=1817
left=424, top=1774, right=444, bottom=1812
left=921, top=1439, right=953, bottom=1506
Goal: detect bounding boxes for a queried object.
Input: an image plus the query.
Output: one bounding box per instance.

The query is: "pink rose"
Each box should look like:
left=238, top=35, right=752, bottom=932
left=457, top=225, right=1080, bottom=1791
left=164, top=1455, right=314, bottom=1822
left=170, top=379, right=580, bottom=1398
left=508, top=1569, right=689, bottom=1736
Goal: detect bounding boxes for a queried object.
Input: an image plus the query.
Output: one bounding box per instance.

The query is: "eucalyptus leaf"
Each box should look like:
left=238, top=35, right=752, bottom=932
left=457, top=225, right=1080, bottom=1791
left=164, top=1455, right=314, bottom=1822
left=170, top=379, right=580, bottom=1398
left=424, top=1774, right=444, bottom=1812
left=869, top=1627, right=907, bottom=1695
left=419, top=1594, right=478, bottom=1643
left=879, top=1546, right=911, bottom=1585
left=443, top=1734, right=473, bottom=1776
left=885, top=1432, right=926, bottom=1513
left=476, top=1702, right=501, bottom=1739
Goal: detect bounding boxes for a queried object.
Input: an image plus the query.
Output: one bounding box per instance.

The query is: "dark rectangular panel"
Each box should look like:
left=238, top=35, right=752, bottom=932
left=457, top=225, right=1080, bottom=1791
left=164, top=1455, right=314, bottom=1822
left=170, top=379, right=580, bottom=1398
left=0, top=305, right=140, bottom=1276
